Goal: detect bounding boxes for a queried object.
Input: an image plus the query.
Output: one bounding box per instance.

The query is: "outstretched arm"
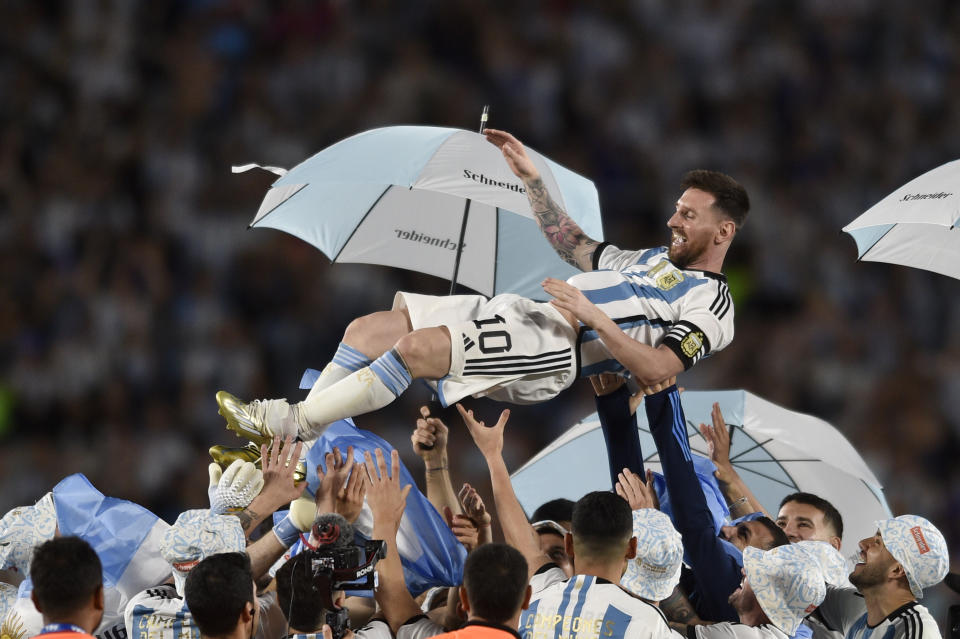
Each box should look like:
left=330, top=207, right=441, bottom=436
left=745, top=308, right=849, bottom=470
left=458, top=404, right=551, bottom=577
left=699, top=403, right=770, bottom=520
left=486, top=129, right=600, bottom=271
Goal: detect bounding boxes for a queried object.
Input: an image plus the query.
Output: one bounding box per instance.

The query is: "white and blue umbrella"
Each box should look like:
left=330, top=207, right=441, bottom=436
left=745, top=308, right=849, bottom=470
left=511, top=390, right=891, bottom=554
left=234, top=125, right=603, bottom=299
left=843, top=159, right=960, bottom=280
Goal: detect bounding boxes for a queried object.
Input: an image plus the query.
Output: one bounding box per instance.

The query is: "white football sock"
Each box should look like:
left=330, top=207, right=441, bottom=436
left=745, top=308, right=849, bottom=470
left=296, top=349, right=412, bottom=440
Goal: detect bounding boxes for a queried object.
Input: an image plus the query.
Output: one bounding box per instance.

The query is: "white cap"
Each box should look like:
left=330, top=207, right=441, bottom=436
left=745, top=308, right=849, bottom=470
left=743, top=544, right=827, bottom=635
left=620, top=509, right=683, bottom=601
left=793, top=540, right=851, bottom=587
left=0, top=494, right=57, bottom=576
left=876, top=515, right=948, bottom=598
left=159, top=510, right=245, bottom=595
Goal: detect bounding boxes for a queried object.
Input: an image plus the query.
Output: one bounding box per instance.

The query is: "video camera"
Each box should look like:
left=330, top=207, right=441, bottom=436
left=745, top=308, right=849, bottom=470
left=302, top=538, right=387, bottom=639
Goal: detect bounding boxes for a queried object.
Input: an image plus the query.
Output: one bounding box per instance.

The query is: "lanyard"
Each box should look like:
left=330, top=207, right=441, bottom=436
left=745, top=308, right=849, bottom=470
left=40, top=624, right=87, bottom=635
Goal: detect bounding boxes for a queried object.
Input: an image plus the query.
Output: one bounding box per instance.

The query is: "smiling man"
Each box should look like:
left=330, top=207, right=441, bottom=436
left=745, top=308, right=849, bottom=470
left=817, top=515, right=948, bottom=639
left=215, top=131, right=750, bottom=446
left=776, top=493, right=843, bottom=551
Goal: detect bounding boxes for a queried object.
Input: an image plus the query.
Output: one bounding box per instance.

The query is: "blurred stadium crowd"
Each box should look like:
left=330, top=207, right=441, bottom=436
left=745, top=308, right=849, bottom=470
left=1, top=0, right=958, bottom=618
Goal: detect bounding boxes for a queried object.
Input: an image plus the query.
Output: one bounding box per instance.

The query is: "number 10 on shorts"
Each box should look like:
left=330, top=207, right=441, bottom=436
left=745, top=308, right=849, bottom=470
left=471, top=315, right=512, bottom=354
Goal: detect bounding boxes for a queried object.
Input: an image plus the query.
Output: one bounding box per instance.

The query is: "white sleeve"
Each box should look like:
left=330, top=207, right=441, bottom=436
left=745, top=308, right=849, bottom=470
left=660, top=281, right=732, bottom=369
left=594, top=243, right=662, bottom=271
left=396, top=616, right=446, bottom=639
left=529, top=565, right=567, bottom=595
left=356, top=619, right=394, bottom=639
left=695, top=622, right=748, bottom=639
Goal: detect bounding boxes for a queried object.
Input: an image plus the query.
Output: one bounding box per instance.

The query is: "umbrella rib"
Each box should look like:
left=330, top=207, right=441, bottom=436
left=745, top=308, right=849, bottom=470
left=856, top=223, right=898, bottom=261
left=249, top=183, right=308, bottom=229
left=332, top=185, right=393, bottom=263
left=728, top=437, right=773, bottom=461
left=733, top=465, right=799, bottom=491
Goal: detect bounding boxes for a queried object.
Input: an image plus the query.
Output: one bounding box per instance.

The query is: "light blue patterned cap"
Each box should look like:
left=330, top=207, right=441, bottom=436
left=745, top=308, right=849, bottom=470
left=0, top=494, right=57, bottom=576
left=743, top=544, right=827, bottom=635
left=876, top=515, right=948, bottom=598
left=160, top=509, right=245, bottom=595
left=620, top=509, right=683, bottom=601
left=793, top=540, right=851, bottom=587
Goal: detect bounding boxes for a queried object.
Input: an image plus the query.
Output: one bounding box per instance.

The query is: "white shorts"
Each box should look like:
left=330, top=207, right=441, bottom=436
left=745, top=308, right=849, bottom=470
left=393, top=292, right=579, bottom=406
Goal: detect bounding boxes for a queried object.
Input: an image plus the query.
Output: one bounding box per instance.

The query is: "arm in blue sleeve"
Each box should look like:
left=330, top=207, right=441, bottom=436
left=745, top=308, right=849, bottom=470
left=596, top=385, right=645, bottom=489
left=644, top=385, right=741, bottom=622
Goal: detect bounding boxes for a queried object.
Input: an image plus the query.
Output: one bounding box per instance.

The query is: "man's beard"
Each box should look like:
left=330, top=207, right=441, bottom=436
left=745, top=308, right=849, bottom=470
left=849, top=563, right=886, bottom=591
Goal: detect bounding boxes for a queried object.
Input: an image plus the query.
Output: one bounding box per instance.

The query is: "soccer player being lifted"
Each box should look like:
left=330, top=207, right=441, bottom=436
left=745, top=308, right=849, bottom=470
left=215, top=130, right=750, bottom=444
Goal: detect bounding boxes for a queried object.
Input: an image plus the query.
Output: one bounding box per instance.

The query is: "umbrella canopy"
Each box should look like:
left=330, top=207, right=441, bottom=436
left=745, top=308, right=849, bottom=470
left=237, top=126, right=604, bottom=300
left=511, top=389, right=890, bottom=554
left=843, top=159, right=960, bottom=280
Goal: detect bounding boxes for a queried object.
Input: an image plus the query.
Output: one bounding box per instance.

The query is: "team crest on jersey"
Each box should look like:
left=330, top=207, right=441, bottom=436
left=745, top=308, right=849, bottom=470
left=681, top=331, right=704, bottom=357
left=656, top=270, right=684, bottom=291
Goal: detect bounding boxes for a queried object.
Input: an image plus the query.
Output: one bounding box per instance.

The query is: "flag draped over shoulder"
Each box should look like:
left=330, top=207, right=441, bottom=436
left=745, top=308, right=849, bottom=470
left=300, top=418, right=466, bottom=595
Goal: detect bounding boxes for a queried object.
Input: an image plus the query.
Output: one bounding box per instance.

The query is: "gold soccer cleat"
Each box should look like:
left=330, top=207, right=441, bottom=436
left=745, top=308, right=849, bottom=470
left=215, top=391, right=280, bottom=448
left=208, top=443, right=307, bottom=484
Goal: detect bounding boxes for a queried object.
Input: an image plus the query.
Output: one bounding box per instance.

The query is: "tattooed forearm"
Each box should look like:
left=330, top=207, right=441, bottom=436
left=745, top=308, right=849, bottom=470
left=236, top=507, right=261, bottom=534
left=525, top=177, right=598, bottom=269
left=661, top=586, right=701, bottom=625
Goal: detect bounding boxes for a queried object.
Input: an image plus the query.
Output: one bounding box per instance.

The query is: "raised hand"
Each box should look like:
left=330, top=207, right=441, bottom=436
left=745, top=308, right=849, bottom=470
left=699, top=402, right=735, bottom=484
left=411, top=406, right=449, bottom=464
left=458, top=483, right=492, bottom=528
left=484, top=129, right=539, bottom=181
left=364, top=448, right=412, bottom=535
left=457, top=404, right=510, bottom=461
left=257, top=435, right=305, bottom=509
left=615, top=468, right=660, bottom=510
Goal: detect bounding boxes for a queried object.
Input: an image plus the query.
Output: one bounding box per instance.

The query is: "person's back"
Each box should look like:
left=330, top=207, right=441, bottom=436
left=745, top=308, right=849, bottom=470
left=520, top=492, right=674, bottom=639
left=29, top=537, right=104, bottom=639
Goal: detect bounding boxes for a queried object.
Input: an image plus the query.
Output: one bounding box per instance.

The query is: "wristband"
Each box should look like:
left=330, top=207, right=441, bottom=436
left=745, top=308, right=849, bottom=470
left=730, top=496, right=749, bottom=508
left=272, top=515, right=301, bottom=547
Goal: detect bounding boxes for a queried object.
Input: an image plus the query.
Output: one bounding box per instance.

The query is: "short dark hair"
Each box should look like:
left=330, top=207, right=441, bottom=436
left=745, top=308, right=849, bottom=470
left=531, top=499, right=574, bottom=525
left=31, top=537, right=102, bottom=620
left=462, top=544, right=528, bottom=624
left=276, top=553, right=326, bottom=631
left=755, top=516, right=791, bottom=549
left=185, top=553, right=254, bottom=637
left=571, top=492, right=632, bottom=558
left=680, top=170, right=750, bottom=228
left=779, top=492, right=844, bottom=540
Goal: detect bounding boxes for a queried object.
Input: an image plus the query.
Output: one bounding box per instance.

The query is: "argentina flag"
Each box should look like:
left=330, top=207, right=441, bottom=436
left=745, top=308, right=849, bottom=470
left=4, top=475, right=171, bottom=639
left=300, top=418, right=466, bottom=595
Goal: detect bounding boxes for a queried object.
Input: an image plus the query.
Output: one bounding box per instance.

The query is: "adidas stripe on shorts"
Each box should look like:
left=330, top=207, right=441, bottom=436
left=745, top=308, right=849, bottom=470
left=393, top=292, right=578, bottom=406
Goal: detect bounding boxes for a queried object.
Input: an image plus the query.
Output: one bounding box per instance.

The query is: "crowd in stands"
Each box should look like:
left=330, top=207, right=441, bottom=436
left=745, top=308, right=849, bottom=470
left=2, top=1, right=959, bottom=638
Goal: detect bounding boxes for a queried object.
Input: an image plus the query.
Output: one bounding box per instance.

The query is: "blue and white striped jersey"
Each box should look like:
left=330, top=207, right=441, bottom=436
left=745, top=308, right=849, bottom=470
left=816, top=587, right=941, bottom=639
left=568, top=244, right=734, bottom=377
left=520, top=567, right=677, bottom=639
left=124, top=585, right=198, bottom=639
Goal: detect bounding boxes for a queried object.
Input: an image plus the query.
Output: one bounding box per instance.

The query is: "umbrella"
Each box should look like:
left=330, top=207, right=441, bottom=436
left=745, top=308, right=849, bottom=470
left=234, top=125, right=603, bottom=300
left=843, top=159, right=960, bottom=280
left=510, top=389, right=891, bottom=554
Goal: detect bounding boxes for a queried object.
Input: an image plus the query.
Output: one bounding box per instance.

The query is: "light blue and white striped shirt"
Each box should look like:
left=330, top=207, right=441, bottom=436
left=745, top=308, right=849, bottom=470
left=568, top=244, right=734, bottom=377
left=520, top=567, right=676, bottom=639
